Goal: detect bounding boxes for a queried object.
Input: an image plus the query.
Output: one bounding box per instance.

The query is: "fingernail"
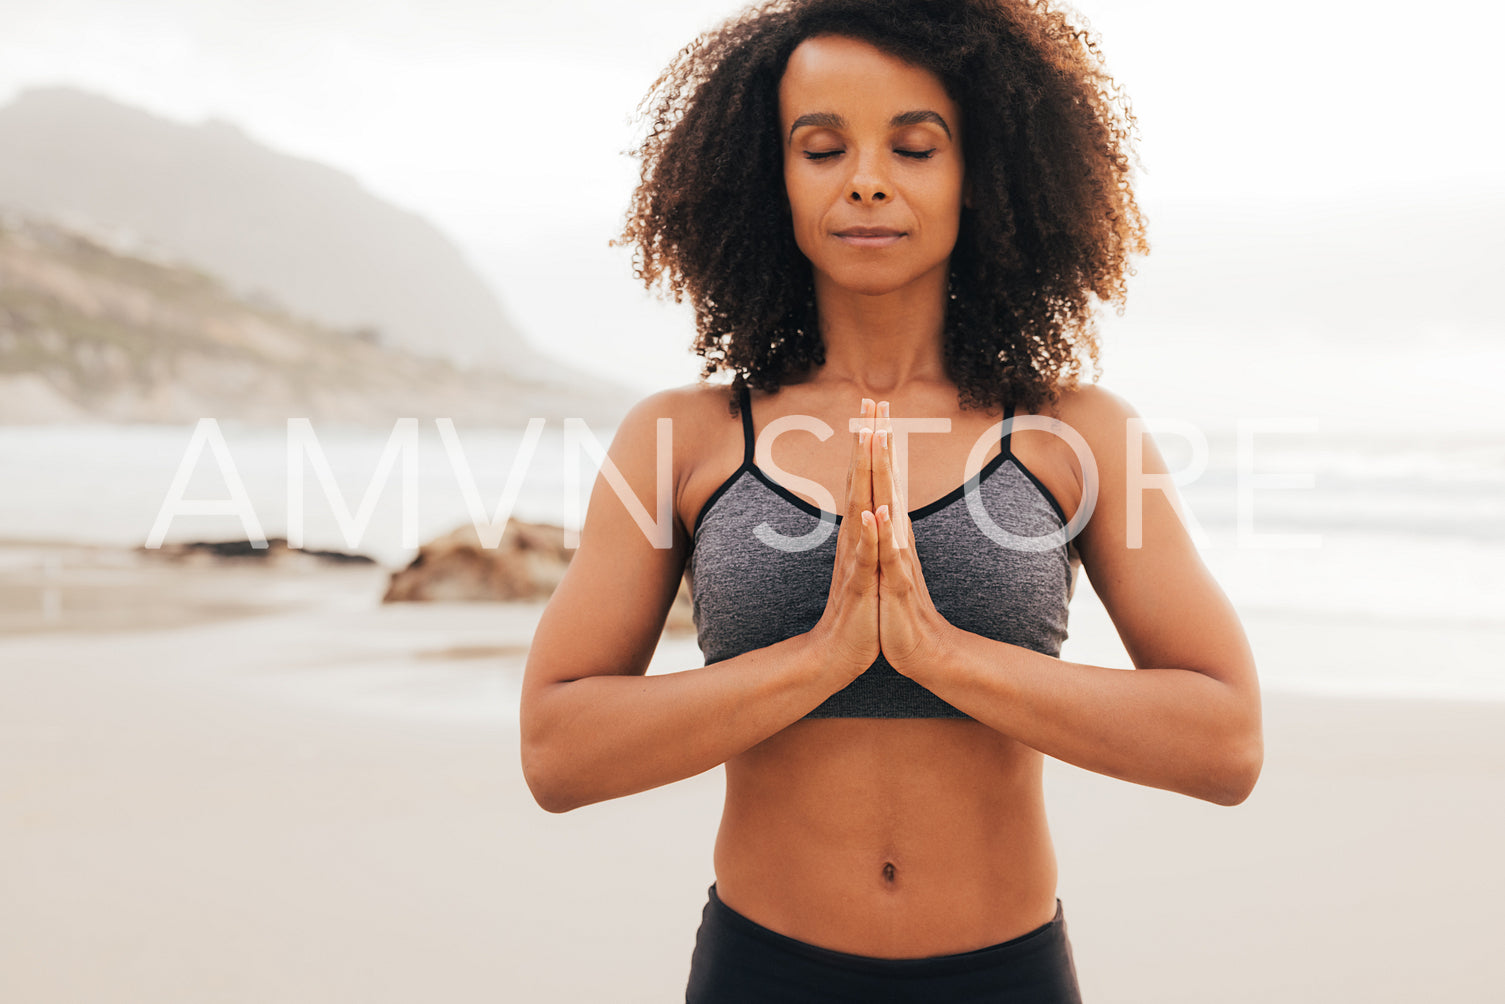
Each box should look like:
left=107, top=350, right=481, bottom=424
left=877, top=429, right=888, bottom=450
left=876, top=504, right=889, bottom=522
left=878, top=401, right=890, bottom=418
left=859, top=427, right=871, bottom=445
left=861, top=510, right=873, bottom=528
left=862, top=398, right=874, bottom=415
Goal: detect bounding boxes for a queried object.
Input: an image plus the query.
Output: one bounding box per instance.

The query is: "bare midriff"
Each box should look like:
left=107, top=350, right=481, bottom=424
left=712, top=715, right=1059, bottom=959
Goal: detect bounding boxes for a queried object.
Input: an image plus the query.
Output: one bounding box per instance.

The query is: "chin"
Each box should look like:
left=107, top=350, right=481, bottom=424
left=816, top=264, right=920, bottom=298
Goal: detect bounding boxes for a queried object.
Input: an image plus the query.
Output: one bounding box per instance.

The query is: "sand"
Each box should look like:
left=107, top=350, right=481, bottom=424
left=1, top=542, right=1502, bottom=1002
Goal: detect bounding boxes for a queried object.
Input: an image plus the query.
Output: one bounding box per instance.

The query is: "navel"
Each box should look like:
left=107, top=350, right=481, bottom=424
left=881, top=861, right=897, bottom=884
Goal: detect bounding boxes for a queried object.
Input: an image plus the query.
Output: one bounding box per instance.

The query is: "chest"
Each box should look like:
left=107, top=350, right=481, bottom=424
left=687, top=460, right=1077, bottom=669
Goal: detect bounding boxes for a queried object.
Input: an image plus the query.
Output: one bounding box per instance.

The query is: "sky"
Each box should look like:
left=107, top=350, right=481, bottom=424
left=0, top=0, right=1501, bottom=394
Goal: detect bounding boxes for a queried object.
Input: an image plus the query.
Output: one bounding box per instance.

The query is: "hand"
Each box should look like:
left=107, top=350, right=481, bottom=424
left=871, top=401, right=951, bottom=677
left=808, top=398, right=881, bottom=681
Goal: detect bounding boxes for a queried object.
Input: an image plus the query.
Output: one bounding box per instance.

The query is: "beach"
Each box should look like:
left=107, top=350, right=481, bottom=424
left=1, top=542, right=1503, bottom=1003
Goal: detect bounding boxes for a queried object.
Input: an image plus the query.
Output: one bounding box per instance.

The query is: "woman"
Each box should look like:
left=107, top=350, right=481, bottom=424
left=521, top=1, right=1263, bottom=1000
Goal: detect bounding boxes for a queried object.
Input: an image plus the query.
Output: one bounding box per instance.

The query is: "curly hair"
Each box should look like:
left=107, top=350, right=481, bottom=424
left=613, top=0, right=1149, bottom=415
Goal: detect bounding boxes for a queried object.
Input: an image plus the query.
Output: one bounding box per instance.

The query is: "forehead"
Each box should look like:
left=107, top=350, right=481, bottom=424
left=778, top=34, right=958, bottom=129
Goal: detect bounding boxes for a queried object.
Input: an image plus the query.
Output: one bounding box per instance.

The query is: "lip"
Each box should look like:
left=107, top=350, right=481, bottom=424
left=833, top=228, right=906, bottom=247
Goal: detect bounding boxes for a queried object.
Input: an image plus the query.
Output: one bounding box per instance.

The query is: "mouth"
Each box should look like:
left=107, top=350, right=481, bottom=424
left=833, top=228, right=906, bottom=248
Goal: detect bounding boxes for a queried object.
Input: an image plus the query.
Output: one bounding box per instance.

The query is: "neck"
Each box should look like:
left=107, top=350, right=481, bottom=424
left=811, top=264, right=950, bottom=396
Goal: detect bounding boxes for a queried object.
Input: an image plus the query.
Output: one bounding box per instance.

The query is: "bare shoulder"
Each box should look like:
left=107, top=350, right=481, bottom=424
left=608, top=381, right=737, bottom=461
left=1047, top=379, right=1141, bottom=439
left=1000, top=380, right=1146, bottom=556
left=609, top=381, right=742, bottom=532
left=630, top=380, right=733, bottom=412
left=615, top=381, right=735, bottom=430
left=1043, top=380, right=1154, bottom=486
left=1011, top=380, right=1142, bottom=505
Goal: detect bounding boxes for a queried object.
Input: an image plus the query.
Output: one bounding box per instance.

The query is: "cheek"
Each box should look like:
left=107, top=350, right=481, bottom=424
left=783, top=173, right=826, bottom=248
left=784, top=175, right=814, bottom=220
left=925, top=171, right=967, bottom=235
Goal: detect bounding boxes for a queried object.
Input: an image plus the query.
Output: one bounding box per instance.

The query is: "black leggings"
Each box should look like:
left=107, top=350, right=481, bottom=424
left=685, top=883, right=1083, bottom=1003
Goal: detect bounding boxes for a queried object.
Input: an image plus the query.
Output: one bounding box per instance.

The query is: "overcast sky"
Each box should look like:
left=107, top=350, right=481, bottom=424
left=1, top=0, right=1500, bottom=391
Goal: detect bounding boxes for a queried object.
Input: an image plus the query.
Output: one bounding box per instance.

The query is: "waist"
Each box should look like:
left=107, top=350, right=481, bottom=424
left=713, top=718, right=1059, bottom=958
left=703, top=882, right=1069, bottom=977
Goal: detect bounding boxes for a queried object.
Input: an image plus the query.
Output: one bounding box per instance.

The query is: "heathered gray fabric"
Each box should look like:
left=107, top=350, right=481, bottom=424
left=686, top=399, right=1079, bottom=720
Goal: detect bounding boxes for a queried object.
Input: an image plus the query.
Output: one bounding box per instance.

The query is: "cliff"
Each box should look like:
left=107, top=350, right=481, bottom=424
left=0, top=214, right=630, bottom=427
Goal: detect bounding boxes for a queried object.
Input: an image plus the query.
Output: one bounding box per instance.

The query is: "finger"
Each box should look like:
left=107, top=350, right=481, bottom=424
left=844, top=397, right=873, bottom=503
left=836, top=401, right=874, bottom=557
left=872, top=403, right=896, bottom=533
left=849, top=406, right=875, bottom=519
left=875, top=504, right=905, bottom=577
left=882, top=400, right=908, bottom=517
left=856, top=509, right=880, bottom=578
left=872, top=403, right=903, bottom=553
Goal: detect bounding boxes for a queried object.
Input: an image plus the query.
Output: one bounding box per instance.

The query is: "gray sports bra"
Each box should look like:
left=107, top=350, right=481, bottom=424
left=686, top=383, right=1079, bottom=719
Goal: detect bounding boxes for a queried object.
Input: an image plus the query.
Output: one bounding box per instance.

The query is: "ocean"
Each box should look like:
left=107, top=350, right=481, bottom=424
left=0, top=343, right=1500, bottom=702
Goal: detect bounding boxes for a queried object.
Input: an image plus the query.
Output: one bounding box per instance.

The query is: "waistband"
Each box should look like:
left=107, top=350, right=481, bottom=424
left=705, top=882, right=1068, bottom=978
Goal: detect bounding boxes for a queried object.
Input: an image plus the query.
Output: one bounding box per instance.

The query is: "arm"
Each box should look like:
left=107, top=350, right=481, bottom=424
left=519, top=390, right=881, bottom=813
left=877, top=386, right=1263, bottom=806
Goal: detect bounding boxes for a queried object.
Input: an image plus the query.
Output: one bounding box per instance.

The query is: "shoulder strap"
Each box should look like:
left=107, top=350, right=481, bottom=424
left=737, top=381, right=756, bottom=465
left=999, top=401, right=1016, bottom=460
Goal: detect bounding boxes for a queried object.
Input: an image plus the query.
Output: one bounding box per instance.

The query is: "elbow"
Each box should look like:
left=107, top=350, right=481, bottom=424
left=530, top=788, right=583, bottom=815
left=520, top=720, right=588, bottom=814
left=521, top=742, right=583, bottom=814
left=1204, top=732, right=1264, bottom=807
left=1197, top=679, right=1264, bottom=807
left=519, top=683, right=585, bottom=813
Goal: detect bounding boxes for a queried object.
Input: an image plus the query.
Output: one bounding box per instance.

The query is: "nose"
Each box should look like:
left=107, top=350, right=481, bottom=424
left=846, top=150, right=889, bottom=203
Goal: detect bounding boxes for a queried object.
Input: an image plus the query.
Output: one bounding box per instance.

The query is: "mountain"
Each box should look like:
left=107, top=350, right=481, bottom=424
left=0, top=86, right=542, bottom=372
left=0, top=214, right=632, bottom=427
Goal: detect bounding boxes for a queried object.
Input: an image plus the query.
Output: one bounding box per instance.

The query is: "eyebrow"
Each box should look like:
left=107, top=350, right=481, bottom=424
left=787, top=110, right=953, bottom=145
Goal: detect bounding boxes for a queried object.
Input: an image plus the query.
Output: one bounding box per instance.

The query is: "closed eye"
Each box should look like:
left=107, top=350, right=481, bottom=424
left=801, top=149, right=938, bottom=161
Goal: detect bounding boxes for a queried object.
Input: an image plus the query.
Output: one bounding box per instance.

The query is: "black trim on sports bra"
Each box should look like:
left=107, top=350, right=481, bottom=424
left=737, top=381, right=756, bottom=465
left=689, top=384, right=757, bottom=539
left=1010, top=454, right=1071, bottom=529
left=998, top=401, right=1073, bottom=530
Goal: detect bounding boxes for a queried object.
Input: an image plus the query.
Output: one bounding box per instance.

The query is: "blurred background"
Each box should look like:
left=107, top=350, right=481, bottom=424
left=1, top=2, right=1501, bottom=1002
